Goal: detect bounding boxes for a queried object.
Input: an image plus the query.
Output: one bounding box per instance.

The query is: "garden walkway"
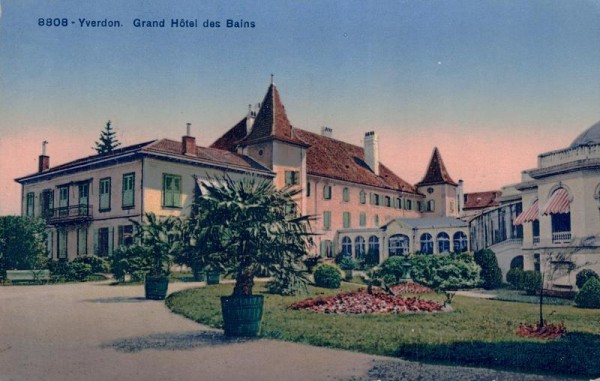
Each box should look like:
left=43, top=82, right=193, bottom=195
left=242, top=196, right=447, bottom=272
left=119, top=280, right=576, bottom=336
left=0, top=281, right=572, bottom=381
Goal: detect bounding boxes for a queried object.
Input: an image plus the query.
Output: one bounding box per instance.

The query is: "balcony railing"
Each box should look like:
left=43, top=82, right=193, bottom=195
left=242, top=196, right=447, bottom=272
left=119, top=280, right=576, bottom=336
left=552, top=232, right=571, bottom=244
left=47, top=205, right=93, bottom=224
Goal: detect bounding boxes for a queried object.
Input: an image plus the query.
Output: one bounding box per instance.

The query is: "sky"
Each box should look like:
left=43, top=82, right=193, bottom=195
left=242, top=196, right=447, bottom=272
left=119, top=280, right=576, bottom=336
left=1, top=0, right=600, bottom=215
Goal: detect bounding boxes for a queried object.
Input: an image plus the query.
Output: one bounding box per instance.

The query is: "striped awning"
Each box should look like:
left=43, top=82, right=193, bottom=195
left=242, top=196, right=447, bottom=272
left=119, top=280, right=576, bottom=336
left=542, top=188, right=571, bottom=215
left=514, top=200, right=539, bottom=225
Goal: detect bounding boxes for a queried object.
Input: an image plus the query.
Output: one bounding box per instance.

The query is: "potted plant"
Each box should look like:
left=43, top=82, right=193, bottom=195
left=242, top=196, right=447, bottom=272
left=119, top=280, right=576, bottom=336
left=191, top=176, right=313, bottom=337
left=338, top=257, right=356, bottom=281
left=133, top=213, right=183, bottom=300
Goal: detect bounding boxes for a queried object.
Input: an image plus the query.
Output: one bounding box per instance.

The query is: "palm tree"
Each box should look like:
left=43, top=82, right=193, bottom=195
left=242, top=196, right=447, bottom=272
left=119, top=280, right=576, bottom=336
left=190, top=176, right=314, bottom=297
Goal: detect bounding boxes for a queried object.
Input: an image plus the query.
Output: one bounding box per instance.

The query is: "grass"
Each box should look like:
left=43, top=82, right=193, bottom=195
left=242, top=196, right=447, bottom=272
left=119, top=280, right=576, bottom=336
left=166, top=282, right=600, bottom=378
left=483, top=288, right=574, bottom=306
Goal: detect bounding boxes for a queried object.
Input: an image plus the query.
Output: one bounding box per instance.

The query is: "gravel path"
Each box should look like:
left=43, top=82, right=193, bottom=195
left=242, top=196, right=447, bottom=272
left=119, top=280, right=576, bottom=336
left=0, top=281, right=576, bottom=381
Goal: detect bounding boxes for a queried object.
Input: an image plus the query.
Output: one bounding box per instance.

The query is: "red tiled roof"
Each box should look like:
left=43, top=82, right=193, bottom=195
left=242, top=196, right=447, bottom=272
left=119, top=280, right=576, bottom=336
left=211, top=117, right=249, bottom=152
left=416, top=147, right=457, bottom=187
left=463, top=191, right=501, bottom=210
left=239, top=84, right=308, bottom=147
left=293, top=129, right=418, bottom=193
left=143, top=139, right=269, bottom=172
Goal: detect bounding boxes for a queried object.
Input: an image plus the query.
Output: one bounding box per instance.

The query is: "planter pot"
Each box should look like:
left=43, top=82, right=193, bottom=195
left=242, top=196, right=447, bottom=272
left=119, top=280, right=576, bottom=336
left=344, top=269, right=353, bottom=281
left=206, top=271, right=221, bottom=285
left=145, top=275, right=169, bottom=300
left=221, top=295, right=264, bottom=337
left=192, top=268, right=206, bottom=282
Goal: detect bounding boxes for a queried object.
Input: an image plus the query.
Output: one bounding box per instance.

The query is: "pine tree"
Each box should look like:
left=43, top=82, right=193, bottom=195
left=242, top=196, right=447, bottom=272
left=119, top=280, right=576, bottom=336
left=94, top=120, right=121, bottom=154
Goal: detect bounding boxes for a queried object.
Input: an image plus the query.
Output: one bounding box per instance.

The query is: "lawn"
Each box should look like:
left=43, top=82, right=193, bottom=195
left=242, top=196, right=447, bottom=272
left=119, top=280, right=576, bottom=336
left=166, top=283, right=600, bottom=378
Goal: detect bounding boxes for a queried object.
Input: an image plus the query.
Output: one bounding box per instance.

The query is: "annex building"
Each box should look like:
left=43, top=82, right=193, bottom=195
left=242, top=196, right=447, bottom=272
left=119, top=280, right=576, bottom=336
left=15, top=82, right=469, bottom=262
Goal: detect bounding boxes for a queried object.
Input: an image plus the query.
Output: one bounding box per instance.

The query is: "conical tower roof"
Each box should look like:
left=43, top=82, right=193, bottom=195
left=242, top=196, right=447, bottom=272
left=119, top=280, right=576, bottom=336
left=416, top=147, right=457, bottom=187
left=240, top=83, right=307, bottom=147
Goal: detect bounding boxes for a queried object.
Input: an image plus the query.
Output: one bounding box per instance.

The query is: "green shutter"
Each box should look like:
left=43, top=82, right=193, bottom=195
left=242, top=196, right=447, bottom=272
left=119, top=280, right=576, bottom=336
left=93, top=228, right=98, bottom=256
left=108, top=227, right=114, bottom=256
left=118, top=225, right=124, bottom=246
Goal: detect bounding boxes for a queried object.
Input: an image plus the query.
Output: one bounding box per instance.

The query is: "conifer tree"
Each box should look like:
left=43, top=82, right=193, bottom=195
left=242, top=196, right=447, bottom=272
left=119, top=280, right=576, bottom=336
left=94, top=120, right=121, bottom=154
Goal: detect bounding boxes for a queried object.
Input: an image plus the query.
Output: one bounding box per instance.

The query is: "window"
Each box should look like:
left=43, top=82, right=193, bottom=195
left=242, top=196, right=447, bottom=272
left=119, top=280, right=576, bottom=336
left=26, top=192, right=35, bottom=217
left=342, top=187, right=350, bottom=202
left=384, top=196, right=391, bottom=208
left=437, top=232, right=450, bottom=253
left=343, top=212, right=351, bottom=228
left=40, top=189, right=54, bottom=219
left=395, top=198, right=402, bottom=209
left=323, top=211, right=331, bottom=230
left=77, top=227, right=88, bottom=255
left=405, top=199, right=412, bottom=210
left=57, top=229, right=68, bottom=259
left=427, top=200, right=435, bottom=212
left=341, top=237, right=352, bottom=257
left=306, top=182, right=311, bottom=197
left=417, top=201, right=423, bottom=212
left=58, top=186, right=69, bottom=216
left=371, top=193, right=381, bottom=206
left=510, top=256, right=524, bottom=270
left=163, top=174, right=182, bottom=208
left=354, top=236, right=366, bottom=260
left=320, top=240, right=333, bottom=258
left=323, top=185, right=332, bottom=200
left=99, top=178, right=111, bottom=211
left=420, top=233, right=433, bottom=254
left=359, top=191, right=366, bottom=204
left=95, top=227, right=113, bottom=257
left=532, top=220, right=540, bottom=244
left=78, top=183, right=89, bottom=216
left=359, top=212, right=366, bottom=227
left=118, top=225, right=134, bottom=246
left=368, top=236, right=380, bottom=262
left=122, top=173, right=135, bottom=208
left=285, top=170, right=300, bottom=186
left=453, top=231, right=468, bottom=253
left=388, top=234, right=409, bottom=256
left=373, top=214, right=379, bottom=227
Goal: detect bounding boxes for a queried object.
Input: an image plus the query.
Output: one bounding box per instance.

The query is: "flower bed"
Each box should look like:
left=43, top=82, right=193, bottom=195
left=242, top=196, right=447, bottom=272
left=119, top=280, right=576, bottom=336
left=515, top=321, right=567, bottom=339
left=389, top=282, right=433, bottom=294
left=289, top=290, right=444, bottom=314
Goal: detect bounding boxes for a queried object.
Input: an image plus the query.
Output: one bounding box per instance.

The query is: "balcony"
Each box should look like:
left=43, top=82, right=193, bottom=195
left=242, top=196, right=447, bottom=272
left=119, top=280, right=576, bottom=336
left=552, top=232, right=571, bottom=244
left=47, top=205, right=93, bottom=225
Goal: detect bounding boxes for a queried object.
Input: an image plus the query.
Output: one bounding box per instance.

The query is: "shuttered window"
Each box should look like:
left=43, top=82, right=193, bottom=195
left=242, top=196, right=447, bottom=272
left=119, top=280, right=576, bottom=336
left=122, top=173, right=135, bottom=208
left=163, top=174, right=182, bottom=207
left=99, top=178, right=111, bottom=211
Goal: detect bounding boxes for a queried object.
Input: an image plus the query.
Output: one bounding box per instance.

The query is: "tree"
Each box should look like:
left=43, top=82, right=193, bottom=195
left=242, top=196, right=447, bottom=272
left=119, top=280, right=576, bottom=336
left=190, top=176, right=314, bottom=296
left=474, top=249, right=503, bottom=289
left=94, top=120, right=121, bottom=154
left=0, top=216, right=48, bottom=277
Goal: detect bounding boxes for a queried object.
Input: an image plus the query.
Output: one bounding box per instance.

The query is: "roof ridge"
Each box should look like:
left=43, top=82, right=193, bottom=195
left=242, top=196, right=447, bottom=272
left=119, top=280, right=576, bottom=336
left=416, top=147, right=457, bottom=187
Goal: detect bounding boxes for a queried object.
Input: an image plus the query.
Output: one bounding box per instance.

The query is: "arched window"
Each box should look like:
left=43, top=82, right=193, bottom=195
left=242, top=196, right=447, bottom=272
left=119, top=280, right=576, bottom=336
left=341, top=237, right=352, bottom=257
left=368, top=236, right=380, bottom=262
left=453, top=231, right=468, bottom=253
left=437, top=232, right=450, bottom=253
left=510, top=255, right=524, bottom=270
left=420, top=233, right=433, bottom=254
left=359, top=190, right=366, bottom=204
left=323, top=185, right=332, bottom=200
left=342, top=187, right=350, bottom=202
left=388, top=234, right=409, bottom=256
left=354, top=236, right=366, bottom=260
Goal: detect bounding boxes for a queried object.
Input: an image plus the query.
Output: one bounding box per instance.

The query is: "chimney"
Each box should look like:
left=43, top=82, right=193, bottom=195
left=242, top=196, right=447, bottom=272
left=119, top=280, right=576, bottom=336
left=320, top=126, right=333, bottom=138
left=182, top=123, right=196, bottom=156
left=364, top=131, right=379, bottom=175
left=38, top=141, right=49, bottom=173
left=246, top=104, right=256, bottom=136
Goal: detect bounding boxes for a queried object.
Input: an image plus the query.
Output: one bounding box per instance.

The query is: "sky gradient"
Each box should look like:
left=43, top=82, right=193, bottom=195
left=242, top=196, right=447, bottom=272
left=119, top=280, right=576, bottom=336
left=1, top=1, right=600, bottom=215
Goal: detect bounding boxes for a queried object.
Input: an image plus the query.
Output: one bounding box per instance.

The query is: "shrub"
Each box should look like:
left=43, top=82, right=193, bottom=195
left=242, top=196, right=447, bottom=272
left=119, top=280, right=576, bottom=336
left=0, top=216, right=48, bottom=277
left=303, top=256, right=322, bottom=273
left=47, top=260, right=76, bottom=282
left=70, top=262, right=93, bottom=281
left=364, top=249, right=380, bottom=268
left=474, top=249, right=503, bottom=289
left=521, top=271, right=542, bottom=295
left=411, top=253, right=481, bottom=290
left=575, top=277, right=600, bottom=308
left=576, top=269, right=600, bottom=290
left=313, top=264, right=342, bottom=289
left=376, top=256, right=406, bottom=285
left=110, top=245, right=148, bottom=282
left=72, top=256, right=110, bottom=273
left=506, top=268, right=525, bottom=289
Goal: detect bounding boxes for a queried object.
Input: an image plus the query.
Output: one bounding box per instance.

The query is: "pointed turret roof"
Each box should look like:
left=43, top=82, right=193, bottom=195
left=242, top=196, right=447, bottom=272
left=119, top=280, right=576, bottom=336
left=416, top=147, right=457, bottom=187
left=239, top=84, right=308, bottom=147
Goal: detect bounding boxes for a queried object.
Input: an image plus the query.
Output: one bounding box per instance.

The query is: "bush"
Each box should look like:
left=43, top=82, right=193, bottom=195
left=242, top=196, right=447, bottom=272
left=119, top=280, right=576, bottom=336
left=303, top=256, right=322, bottom=273
left=110, top=245, right=148, bottom=282
left=70, top=262, right=93, bottom=281
left=506, top=268, right=525, bottom=289
left=410, top=253, right=481, bottom=290
left=313, top=264, right=342, bottom=289
left=72, top=256, right=110, bottom=273
left=575, top=277, right=600, bottom=308
left=474, top=249, right=503, bottom=290
left=375, top=256, right=406, bottom=285
left=521, top=271, right=542, bottom=295
left=0, top=216, right=48, bottom=277
left=576, top=269, right=600, bottom=289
